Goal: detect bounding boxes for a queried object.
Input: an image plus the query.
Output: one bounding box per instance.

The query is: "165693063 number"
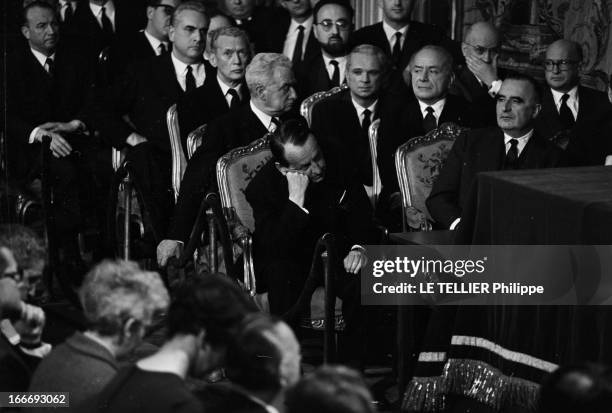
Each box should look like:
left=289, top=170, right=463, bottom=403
left=0, top=392, right=69, bottom=407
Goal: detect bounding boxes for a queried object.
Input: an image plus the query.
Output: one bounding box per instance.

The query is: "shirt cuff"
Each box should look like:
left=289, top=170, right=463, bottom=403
left=28, top=127, right=41, bottom=144
left=289, top=199, right=309, bottom=214
left=605, top=155, right=612, bottom=166
left=488, top=80, right=502, bottom=97
left=350, top=245, right=365, bottom=253
left=449, top=218, right=461, bottom=230
left=20, top=342, right=52, bottom=358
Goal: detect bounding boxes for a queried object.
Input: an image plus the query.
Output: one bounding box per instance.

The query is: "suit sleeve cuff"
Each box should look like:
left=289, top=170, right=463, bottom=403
left=449, top=218, right=461, bottom=230
left=289, top=199, right=309, bottom=214
left=488, top=80, right=502, bottom=97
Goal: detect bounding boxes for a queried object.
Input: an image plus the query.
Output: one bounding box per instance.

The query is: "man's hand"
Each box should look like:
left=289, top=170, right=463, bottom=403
left=157, top=240, right=181, bottom=267
left=465, top=53, right=498, bottom=87
left=39, top=120, right=87, bottom=134
left=13, top=304, right=45, bottom=347
left=343, top=248, right=367, bottom=274
left=285, top=171, right=309, bottom=208
left=126, top=133, right=148, bottom=147
left=0, top=278, right=24, bottom=320
left=35, top=129, right=74, bottom=158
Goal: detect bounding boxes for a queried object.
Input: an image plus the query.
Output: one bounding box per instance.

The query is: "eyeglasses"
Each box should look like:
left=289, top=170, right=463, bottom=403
left=463, top=42, right=500, bottom=56
left=316, top=19, right=351, bottom=31
left=3, top=268, right=24, bottom=283
left=154, top=4, right=175, bottom=16
left=543, top=59, right=579, bottom=71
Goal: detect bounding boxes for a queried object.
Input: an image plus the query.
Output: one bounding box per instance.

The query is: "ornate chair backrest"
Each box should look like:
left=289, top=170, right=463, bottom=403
left=111, top=148, right=125, bottom=172
left=300, top=84, right=349, bottom=126
left=167, top=104, right=187, bottom=201
left=216, top=135, right=273, bottom=232
left=186, top=124, right=206, bottom=159
left=366, top=119, right=382, bottom=210
left=395, top=122, right=467, bottom=230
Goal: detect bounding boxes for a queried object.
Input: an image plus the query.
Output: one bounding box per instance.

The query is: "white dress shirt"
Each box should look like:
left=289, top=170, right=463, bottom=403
left=89, top=0, right=115, bottom=31
left=58, top=0, right=77, bottom=21
left=382, top=21, right=408, bottom=52
left=217, top=76, right=243, bottom=107
left=171, top=52, right=206, bottom=91
left=504, top=129, right=533, bottom=157
left=322, top=54, right=347, bottom=84
left=282, top=16, right=313, bottom=61
left=551, top=85, right=579, bottom=120
left=143, top=29, right=168, bottom=56
left=250, top=100, right=277, bottom=132
left=351, top=98, right=377, bottom=127
left=417, top=98, right=446, bottom=124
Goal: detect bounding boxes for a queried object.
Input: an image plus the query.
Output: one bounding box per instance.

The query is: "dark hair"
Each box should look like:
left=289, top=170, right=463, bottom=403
left=224, top=313, right=285, bottom=393
left=0, top=224, right=46, bottom=271
left=286, top=365, right=375, bottom=413
left=312, top=0, right=354, bottom=24
left=539, top=363, right=612, bottom=413
left=166, top=274, right=257, bottom=348
left=270, top=117, right=312, bottom=167
left=502, top=72, right=542, bottom=103
left=22, top=0, right=56, bottom=26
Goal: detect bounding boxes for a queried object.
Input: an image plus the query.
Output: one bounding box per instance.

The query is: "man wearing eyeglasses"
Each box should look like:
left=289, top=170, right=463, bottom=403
left=535, top=39, right=612, bottom=166
left=296, top=0, right=353, bottom=99
left=451, top=21, right=503, bottom=126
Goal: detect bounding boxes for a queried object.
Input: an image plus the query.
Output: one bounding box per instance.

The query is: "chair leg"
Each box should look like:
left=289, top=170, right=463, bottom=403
left=206, top=208, right=217, bottom=273
left=322, top=251, right=336, bottom=363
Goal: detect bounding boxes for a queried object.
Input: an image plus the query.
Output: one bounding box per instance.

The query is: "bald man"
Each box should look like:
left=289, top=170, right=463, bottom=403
left=534, top=39, right=612, bottom=165
left=451, top=21, right=503, bottom=125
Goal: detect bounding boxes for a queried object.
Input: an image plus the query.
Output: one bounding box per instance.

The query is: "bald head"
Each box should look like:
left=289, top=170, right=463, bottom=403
left=462, top=22, right=500, bottom=64
left=544, top=39, right=582, bottom=92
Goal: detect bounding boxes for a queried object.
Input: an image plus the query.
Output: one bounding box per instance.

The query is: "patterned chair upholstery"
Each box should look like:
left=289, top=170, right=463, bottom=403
left=167, top=104, right=187, bottom=202
left=366, top=119, right=382, bottom=210
left=300, top=84, right=349, bottom=126
left=395, top=122, right=467, bottom=231
left=186, top=124, right=206, bottom=159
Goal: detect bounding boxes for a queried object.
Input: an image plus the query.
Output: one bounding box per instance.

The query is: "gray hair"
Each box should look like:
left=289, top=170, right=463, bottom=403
left=408, top=45, right=454, bottom=73
left=346, top=44, right=390, bottom=75
left=245, top=53, right=293, bottom=97
left=171, top=0, right=208, bottom=27
left=79, top=260, right=169, bottom=337
left=210, top=26, right=250, bottom=51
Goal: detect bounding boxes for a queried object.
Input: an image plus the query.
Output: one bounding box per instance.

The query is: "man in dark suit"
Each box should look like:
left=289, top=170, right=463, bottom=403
left=311, top=44, right=389, bottom=186
left=427, top=74, right=565, bottom=230
left=535, top=39, right=612, bottom=166
left=177, top=26, right=251, bottom=142
left=157, top=52, right=298, bottom=266
left=6, top=1, right=99, bottom=258
left=377, top=45, right=479, bottom=228
left=450, top=21, right=503, bottom=126
left=296, top=0, right=353, bottom=99
left=220, top=0, right=271, bottom=52
left=350, top=0, right=461, bottom=93
left=245, top=118, right=375, bottom=321
left=261, top=0, right=319, bottom=71
left=96, top=1, right=209, bottom=240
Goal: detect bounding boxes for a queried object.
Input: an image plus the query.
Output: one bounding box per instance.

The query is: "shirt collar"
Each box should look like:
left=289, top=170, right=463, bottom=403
left=90, top=0, right=114, bottom=17
left=171, top=51, right=202, bottom=74
left=217, top=75, right=242, bottom=98
left=289, top=15, right=313, bottom=33
left=143, top=29, right=166, bottom=55
left=351, top=97, right=377, bottom=117
left=250, top=100, right=274, bottom=130
left=417, top=98, right=446, bottom=117
left=382, top=20, right=409, bottom=42
left=322, top=54, right=346, bottom=67
left=30, top=47, right=55, bottom=68
left=504, top=129, right=533, bottom=144
left=550, top=85, right=578, bottom=105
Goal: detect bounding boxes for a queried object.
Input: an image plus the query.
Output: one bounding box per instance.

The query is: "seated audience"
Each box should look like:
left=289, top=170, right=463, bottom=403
left=158, top=52, right=298, bottom=266
left=0, top=225, right=49, bottom=392
left=535, top=39, right=612, bottom=166
left=197, top=313, right=301, bottom=413
left=296, top=0, right=353, bottom=99
left=426, top=74, right=565, bottom=230
left=286, top=365, right=375, bottom=413
left=539, top=363, right=612, bottom=413
left=311, top=44, right=390, bottom=187
left=27, top=259, right=169, bottom=412
left=93, top=274, right=257, bottom=413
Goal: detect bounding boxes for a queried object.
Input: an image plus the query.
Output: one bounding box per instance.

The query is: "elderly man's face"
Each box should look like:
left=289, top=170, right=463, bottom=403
left=262, top=66, right=297, bottom=116
left=496, top=79, right=541, bottom=137
left=169, top=9, right=209, bottom=63
left=211, top=35, right=251, bottom=85
left=279, top=134, right=326, bottom=183
left=409, top=49, right=452, bottom=104
left=313, top=4, right=352, bottom=57
left=147, top=0, right=179, bottom=41
left=281, top=0, right=312, bottom=19
left=22, top=6, right=59, bottom=56
left=346, top=52, right=384, bottom=102
left=379, top=0, right=414, bottom=24
left=462, top=24, right=500, bottom=65
left=224, top=0, right=255, bottom=19
left=544, top=42, right=581, bottom=93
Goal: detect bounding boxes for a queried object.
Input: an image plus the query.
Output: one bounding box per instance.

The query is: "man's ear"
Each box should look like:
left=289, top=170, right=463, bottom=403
left=209, top=51, right=218, bottom=68
left=21, top=25, right=30, bottom=41
left=168, top=25, right=176, bottom=43
left=146, top=6, right=155, bottom=21
left=532, top=103, right=542, bottom=119
left=121, top=317, right=145, bottom=344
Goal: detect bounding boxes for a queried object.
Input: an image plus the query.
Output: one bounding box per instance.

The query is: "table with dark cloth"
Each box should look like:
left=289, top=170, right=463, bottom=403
left=403, top=166, right=612, bottom=413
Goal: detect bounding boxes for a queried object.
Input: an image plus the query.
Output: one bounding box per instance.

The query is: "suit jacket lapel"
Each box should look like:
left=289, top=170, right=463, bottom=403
left=374, top=23, right=392, bottom=55
left=478, top=128, right=506, bottom=171
left=519, top=131, right=547, bottom=169
left=243, top=106, right=269, bottom=141
left=157, top=53, right=185, bottom=100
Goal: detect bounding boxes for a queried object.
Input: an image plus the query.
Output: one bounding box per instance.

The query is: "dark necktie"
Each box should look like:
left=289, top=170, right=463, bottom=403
left=158, top=43, right=167, bottom=56
left=227, top=88, right=240, bottom=109
left=100, top=6, right=113, bottom=37
left=292, top=25, right=305, bottom=65
left=362, top=109, right=371, bottom=134
left=270, top=117, right=281, bottom=132
left=185, top=65, right=196, bottom=93
left=330, top=59, right=340, bottom=87
left=559, top=93, right=575, bottom=129
left=45, top=57, right=55, bottom=77
left=392, top=32, right=402, bottom=64
left=64, top=2, right=73, bottom=23
left=504, top=138, right=519, bottom=170
left=423, top=106, right=437, bottom=133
